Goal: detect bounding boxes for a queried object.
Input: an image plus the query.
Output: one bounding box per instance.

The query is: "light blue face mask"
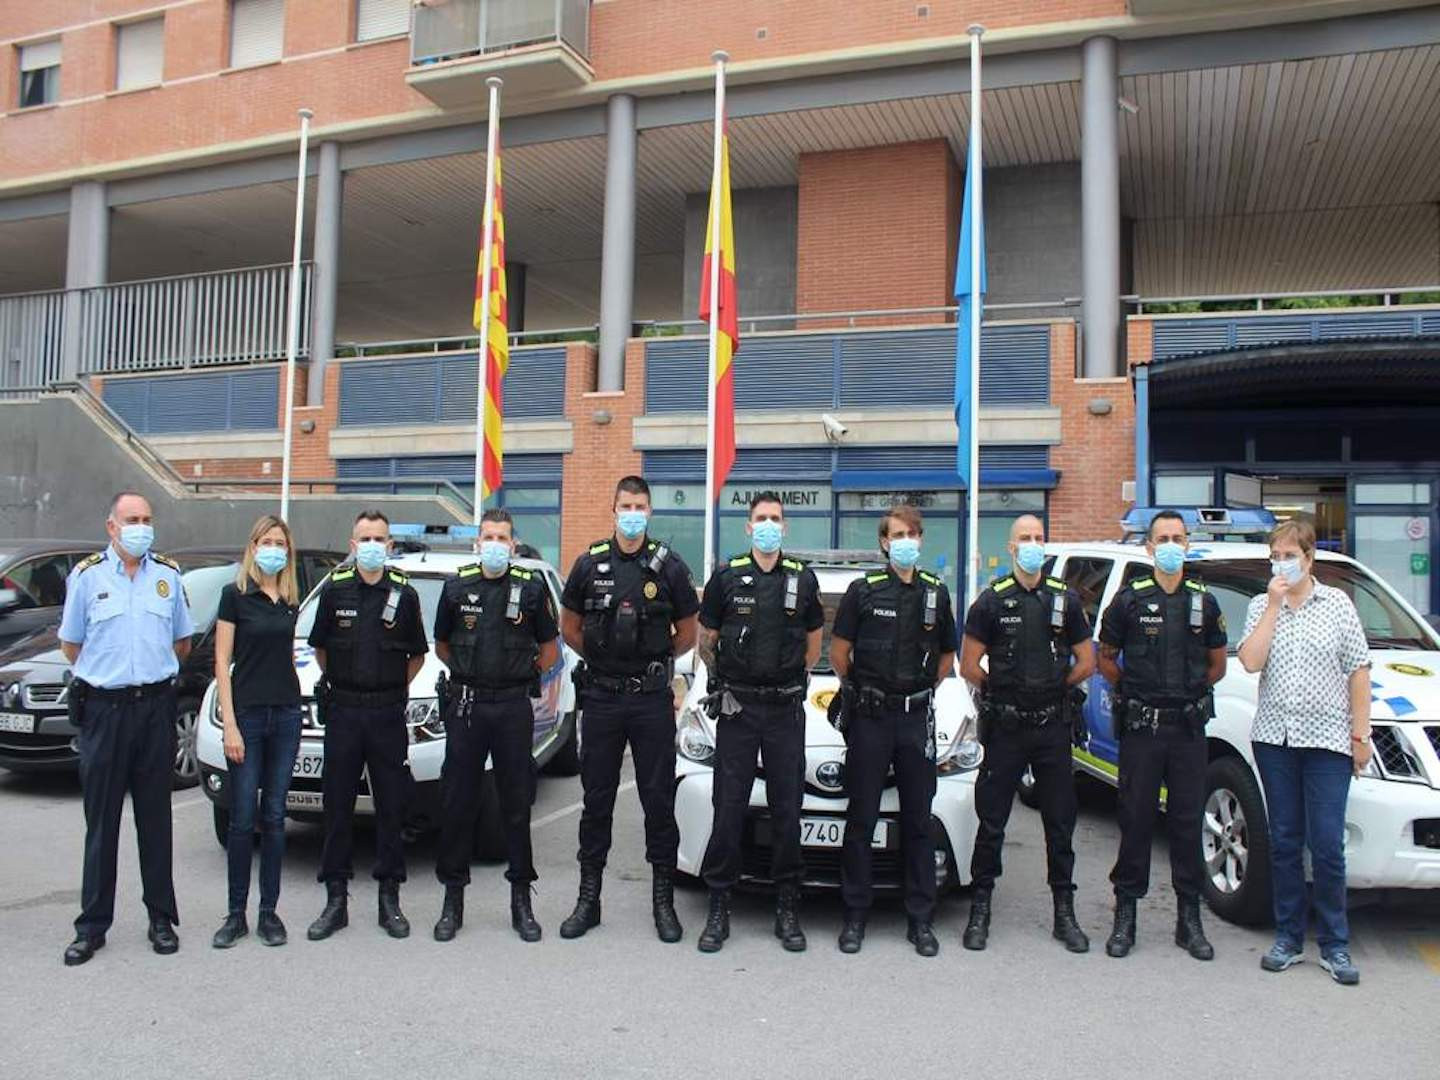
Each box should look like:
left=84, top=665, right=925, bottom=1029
left=750, top=519, right=783, bottom=554
left=1014, top=541, right=1046, bottom=575
left=616, top=510, right=649, bottom=540
left=1153, top=541, right=1186, bottom=575
left=118, top=523, right=154, bottom=559
left=354, top=540, right=388, bottom=572
left=1272, top=557, right=1305, bottom=585
left=479, top=540, right=511, bottom=574
left=888, top=537, right=921, bottom=570
left=254, top=545, right=288, bottom=576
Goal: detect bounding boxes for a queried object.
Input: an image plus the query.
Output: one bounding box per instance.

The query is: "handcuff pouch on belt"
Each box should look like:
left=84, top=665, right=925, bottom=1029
left=979, top=696, right=1062, bottom=733
left=1115, top=694, right=1212, bottom=736
left=313, top=676, right=332, bottom=728
left=66, top=675, right=89, bottom=728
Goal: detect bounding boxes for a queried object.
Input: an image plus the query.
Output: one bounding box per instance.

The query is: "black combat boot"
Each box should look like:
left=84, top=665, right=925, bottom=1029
left=1052, top=887, right=1090, bottom=953
left=962, top=888, right=992, bottom=951
left=652, top=866, right=683, bottom=943
left=433, top=884, right=464, bottom=942
left=211, top=912, right=248, bottom=949
left=560, top=865, right=602, bottom=939
left=837, top=912, right=866, bottom=954
left=378, top=881, right=410, bottom=939
left=774, top=884, right=807, bottom=953
left=256, top=910, right=287, bottom=947
left=697, top=889, right=731, bottom=953
left=1175, top=895, right=1214, bottom=961
left=1106, top=895, right=1137, bottom=958
left=511, top=882, right=542, bottom=943
left=907, top=918, right=940, bottom=957
left=307, top=881, right=349, bottom=941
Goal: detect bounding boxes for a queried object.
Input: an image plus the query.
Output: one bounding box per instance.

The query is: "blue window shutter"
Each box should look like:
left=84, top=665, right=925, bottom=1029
left=645, top=338, right=708, bottom=414
left=227, top=368, right=280, bottom=429
left=1152, top=321, right=1232, bottom=359
left=733, top=337, right=834, bottom=409
left=103, top=379, right=151, bottom=433
left=144, top=373, right=230, bottom=433
left=339, top=358, right=440, bottom=426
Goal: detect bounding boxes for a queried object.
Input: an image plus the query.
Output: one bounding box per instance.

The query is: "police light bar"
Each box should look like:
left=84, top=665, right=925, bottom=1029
left=1120, top=507, right=1277, bottom=541
left=389, top=523, right=478, bottom=550
left=785, top=548, right=887, bottom=567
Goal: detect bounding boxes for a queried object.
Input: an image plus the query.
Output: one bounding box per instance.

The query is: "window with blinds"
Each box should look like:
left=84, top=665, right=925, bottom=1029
left=230, top=0, right=285, bottom=68
left=356, top=0, right=410, bottom=42
left=116, top=18, right=164, bottom=90
left=19, top=39, right=61, bottom=107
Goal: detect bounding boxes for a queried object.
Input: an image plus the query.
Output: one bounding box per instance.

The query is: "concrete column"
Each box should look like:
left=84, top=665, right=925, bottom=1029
left=308, top=140, right=342, bottom=405
left=60, top=181, right=108, bottom=381
left=597, top=93, right=637, bottom=392
left=1081, top=36, right=1121, bottom=378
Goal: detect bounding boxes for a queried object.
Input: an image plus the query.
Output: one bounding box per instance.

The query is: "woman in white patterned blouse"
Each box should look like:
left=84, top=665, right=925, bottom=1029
left=1237, top=517, right=1371, bottom=986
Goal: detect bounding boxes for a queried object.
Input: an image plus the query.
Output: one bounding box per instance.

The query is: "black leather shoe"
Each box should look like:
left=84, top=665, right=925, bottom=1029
left=963, top=888, right=992, bottom=951
left=837, top=914, right=866, bottom=954
left=63, top=935, right=105, bottom=966
left=257, top=910, right=287, bottom=947
left=696, top=889, right=730, bottom=953
left=148, top=917, right=179, bottom=955
left=907, top=919, right=940, bottom=957
left=434, top=885, right=464, bottom=942
left=560, top=866, right=603, bottom=940
left=511, top=883, right=542, bottom=944
left=211, top=912, right=248, bottom=949
left=308, top=882, right=349, bottom=941
left=378, top=882, right=410, bottom=939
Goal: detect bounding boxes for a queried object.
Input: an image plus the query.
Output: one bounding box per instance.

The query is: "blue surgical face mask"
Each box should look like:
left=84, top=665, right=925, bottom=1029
left=1272, top=557, right=1304, bottom=585
left=1014, top=541, right=1046, bottom=576
left=479, top=540, right=511, bottom=574
left=254, top=545, right=288, bottom=576
left=1153, top=541, right=1186, bottom=575
left=354, top=540, right=388, bottom=572
left=888, top=537, right=921, bottom=570
left=750, top=519, right=783, bottom=554
left=118, top=523, right=154, bottom=559
left=616, top=510, right=649, bottom=541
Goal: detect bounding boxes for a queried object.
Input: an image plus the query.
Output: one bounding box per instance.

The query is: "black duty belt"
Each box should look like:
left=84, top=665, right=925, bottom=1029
left=588, top=670, right=671, bottom=696
left=1122, top=700, right=1206, bottom=732
left=328, top=685, right=409, bottom=708
left=451, top=678, right=532, bottom=703
left=985, top=699, right=1063, bottom=726
left=726, top=681, right=805, bottom=702
left=856, top=685, right=933, bottom=713
left=87, top=678, right=174, bottom=702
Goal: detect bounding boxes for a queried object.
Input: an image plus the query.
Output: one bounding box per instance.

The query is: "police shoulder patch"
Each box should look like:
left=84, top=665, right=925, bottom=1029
left=992, top=576, right=1016, bottom=593
left=457, top=563, right=482, bottom=578
left=151, top=552, right=181, bottom=571
left=331, top=567, right=356, bottom=582
left=589, top=541, right=611, bottom=556
left=729, top=555, right=753, bottom=569
left=74, top=551, right=104, bottom=574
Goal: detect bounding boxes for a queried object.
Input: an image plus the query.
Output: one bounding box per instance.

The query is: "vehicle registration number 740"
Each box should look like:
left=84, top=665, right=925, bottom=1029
left=799, top=817, right=886, bottom=848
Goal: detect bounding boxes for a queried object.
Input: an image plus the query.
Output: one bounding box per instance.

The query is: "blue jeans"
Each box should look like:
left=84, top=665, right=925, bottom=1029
left=228, top=705, right=302, bottom=914
left=1252, top=741, right=1352, bottom=953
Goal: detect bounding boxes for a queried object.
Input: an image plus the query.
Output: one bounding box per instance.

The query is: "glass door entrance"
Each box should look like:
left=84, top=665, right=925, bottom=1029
left=1353, top=481, right=1434, bottom=617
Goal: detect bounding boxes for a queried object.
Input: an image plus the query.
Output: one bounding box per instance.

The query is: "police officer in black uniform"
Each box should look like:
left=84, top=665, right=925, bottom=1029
left=960, top=513, right=1094, bottom=953
left=431, top=509, right=560, bottom=943
left=831, top=505, right=957, bottom=957
left=558, top=476, right=700, bottom=942
left=306, top=510, right=428, bottom=942
left=694, top=491, right=824, bottom=954
left=1098, top=509, right=1227, bottom=961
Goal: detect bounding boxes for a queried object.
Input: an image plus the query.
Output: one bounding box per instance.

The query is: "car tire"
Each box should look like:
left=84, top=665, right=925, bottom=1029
left=172, top=699, right=201, bottom=790
left=1016, top=765, right=1040, bottom=809
left=213, top=804, right=230, bottom=850
left=472, top=769, right=507, bottom=861
left=1200, top=755, right=1273, bottom=927
left=542, top=711, right=581, bottom=777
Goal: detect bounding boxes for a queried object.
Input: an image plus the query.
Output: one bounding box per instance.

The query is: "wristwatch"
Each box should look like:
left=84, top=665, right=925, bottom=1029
left=1351, top=733, right=1371, bottom=746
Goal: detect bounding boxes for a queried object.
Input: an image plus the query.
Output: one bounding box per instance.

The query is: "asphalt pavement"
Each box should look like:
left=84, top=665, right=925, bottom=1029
left=2, top=763, right=1437, bottom=1080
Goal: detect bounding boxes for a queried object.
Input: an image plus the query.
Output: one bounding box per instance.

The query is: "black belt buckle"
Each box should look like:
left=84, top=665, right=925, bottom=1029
left=625, top=676, right=645, bottom=695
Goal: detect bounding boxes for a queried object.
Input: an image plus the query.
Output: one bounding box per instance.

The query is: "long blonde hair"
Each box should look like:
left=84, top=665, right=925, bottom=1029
left=237, top=514, right=299, bottom=605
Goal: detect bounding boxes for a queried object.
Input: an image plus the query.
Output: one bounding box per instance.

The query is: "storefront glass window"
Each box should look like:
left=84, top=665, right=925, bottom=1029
left=1155, top=474, right=1214, bottom=506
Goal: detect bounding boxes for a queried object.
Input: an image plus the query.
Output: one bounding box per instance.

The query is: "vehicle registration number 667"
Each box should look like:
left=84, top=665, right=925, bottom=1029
left=292, top=752, right=323, bottom=778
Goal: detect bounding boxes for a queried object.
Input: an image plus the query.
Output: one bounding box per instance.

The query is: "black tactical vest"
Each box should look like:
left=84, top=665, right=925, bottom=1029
left=850, top=568, right=945, bottom=694
left=714, top=554, right=814, bottom=686
left=1119, top=576, right=1211, bottom=705
left=984, top=575, right=1072, bottom=708
left=320, top=567, right=414, bottom=689
left=581, top=539, right=677, bottom=675
left=442, top=564, right=540, bottom=687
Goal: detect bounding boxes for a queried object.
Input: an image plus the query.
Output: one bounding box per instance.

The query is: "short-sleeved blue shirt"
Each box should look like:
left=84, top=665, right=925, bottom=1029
left=59, top=544, right=195, bottom=689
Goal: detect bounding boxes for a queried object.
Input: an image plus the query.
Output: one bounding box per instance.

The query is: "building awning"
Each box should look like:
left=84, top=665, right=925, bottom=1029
left=832, top=468, right=1060, bottom=491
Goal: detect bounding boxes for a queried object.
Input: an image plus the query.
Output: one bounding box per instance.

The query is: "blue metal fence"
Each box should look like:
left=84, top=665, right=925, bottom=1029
left=337, top=347, right=567, bottom=426
left=101, top=368, right=279, bottom=434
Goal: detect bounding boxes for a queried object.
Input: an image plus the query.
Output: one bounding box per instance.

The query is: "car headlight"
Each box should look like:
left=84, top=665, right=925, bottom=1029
left=406, top=698, right=444, bottom=741
left=208, top=692, right=222, bottom=728
left=936, top=713, right=983, bottom=775
left=676, top=706, right=715, bottom=766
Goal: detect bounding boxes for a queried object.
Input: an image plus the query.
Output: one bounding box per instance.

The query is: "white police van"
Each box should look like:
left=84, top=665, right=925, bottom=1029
left=196, top=524, right=581, bottom=856
left=1034, top=507, right=1440, bottom=924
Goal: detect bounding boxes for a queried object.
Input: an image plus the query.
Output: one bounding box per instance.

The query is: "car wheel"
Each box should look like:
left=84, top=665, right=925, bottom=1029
left=1016, top=765, right=1040, bottom=809
left=472, top=769, right=506, bottom=861
left=213, top=804, right=230, bottom=850
left=1200, top=755, right=1273, bottom=927
left=173, top=700, right=201, bottom=789
left=542, top=711, right=580, bottom=777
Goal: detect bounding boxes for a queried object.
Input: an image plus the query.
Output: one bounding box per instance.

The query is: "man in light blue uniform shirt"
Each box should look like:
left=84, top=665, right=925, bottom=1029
left=58, top=491, right=193, bottom=966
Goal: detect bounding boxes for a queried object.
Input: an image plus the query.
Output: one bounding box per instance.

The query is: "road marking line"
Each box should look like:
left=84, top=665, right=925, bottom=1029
left=532, top=781, right=636, bottom=829
left=1418, top=942, right=1440, bottom=975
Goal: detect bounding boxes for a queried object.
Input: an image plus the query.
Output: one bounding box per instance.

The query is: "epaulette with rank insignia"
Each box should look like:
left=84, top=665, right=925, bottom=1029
left=917, top=569, right=942, bottom=587
left=1045, top=577, right=1066, bottom=591
left=386, top=569, right=409, bottom=586
left=74, top=551, right=104, bottom=575
left=1129, top=576, right=1156, bottom=592
left=152, top=552, right=181, bottom=571
left=992, top=576, right=1016, bottom=593
left=729, top=555, right=753, bottom=569
left=457, top=563, right=482, bottom=578
left=589, top=541, right=611, bottom=556
left=864, top=572, right=888, bottom=584
left=509, top=566, right=532, bottom=580
left=331, top=567, right=356, bottom=582
left=1183, top=578, right=1207, bottom=592
left=781, top=557, right=806, bottom=572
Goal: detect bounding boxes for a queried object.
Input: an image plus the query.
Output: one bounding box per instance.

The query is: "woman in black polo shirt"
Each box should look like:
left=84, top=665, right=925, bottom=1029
left=211, top=515, right=304, bottom=948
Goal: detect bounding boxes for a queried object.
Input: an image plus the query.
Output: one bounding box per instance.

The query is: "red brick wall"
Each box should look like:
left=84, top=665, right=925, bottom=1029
left=796, top=140, right=959, bottom=324
left=289, top=361, right=338, bottom=493
left=560, top=340, right=641, bottom=571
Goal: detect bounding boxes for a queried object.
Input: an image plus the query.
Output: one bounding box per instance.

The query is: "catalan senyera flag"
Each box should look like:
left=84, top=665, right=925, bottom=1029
left=699, top=120, right=738, bottom=495
left=473, top=148, right=509, bottom=499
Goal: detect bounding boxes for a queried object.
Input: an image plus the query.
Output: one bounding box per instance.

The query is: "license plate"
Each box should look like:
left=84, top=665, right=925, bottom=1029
left=285, top=790, right=324, bottom=811
left=798, top=817, right=887, bottom=849
left=292, top=751, right=324, bottom=779
left=0, top=712, right=33, bottom=734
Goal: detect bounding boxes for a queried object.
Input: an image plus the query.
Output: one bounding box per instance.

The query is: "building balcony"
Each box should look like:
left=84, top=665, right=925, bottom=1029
left=407, top=0, right=593, bottom=109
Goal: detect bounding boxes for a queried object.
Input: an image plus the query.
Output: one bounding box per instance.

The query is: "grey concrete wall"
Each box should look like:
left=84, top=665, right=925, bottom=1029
left=984, top=161, right=1082, bottom=317
left=682, top=186, right=797, bottom=325
left=0, top=397, right=466, bottom=551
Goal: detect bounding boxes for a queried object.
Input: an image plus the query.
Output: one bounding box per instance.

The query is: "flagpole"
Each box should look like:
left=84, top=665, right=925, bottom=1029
left=278, top=106, right=313, bottom=523
left=965, top=26, right=984, bottom=612
left=474, top=76, right=503, bottom=529
left=702, top=51, right=728, bottom=582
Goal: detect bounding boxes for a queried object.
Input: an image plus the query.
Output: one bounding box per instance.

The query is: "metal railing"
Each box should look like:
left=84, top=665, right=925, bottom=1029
left=411, top=0, right=590, bottom=66
left=639, top=299, right=1080, bottom=337
left=1130, top=284, right=1440, bottom=314
left=188, top=475, right=475, bottom=515
left=338, top=324, right=597, bottom=358
left=0, top=287, right=65, bottom=392
left=77, top=263, right=313, bottom=374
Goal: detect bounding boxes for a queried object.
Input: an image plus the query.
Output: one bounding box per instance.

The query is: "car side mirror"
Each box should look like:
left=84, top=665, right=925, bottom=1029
left=0, top=588, right=18, bottom=614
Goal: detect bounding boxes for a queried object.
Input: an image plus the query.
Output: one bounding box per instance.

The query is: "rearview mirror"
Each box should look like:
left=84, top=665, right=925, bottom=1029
left=0, top=588, right=19, bottom=614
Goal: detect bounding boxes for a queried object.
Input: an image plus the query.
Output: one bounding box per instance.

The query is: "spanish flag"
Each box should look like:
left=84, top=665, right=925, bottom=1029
left=473, top=145, right=509, bottom=499
left=699, top=117, right=738, bottom=495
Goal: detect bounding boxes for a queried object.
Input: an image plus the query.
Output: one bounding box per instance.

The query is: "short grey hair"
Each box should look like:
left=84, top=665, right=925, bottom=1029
left=108, top=490, right=149, bottom=521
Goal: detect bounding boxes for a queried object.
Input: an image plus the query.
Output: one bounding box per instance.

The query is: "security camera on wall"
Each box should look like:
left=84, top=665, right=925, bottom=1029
left=821, top=413, right=848, bottom=443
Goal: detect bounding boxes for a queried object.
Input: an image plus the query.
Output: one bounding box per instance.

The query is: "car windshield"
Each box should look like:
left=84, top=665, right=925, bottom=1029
left=294, top=573, right=447, bottom=642
left=814, top=590, right=845, bottom=674
left=1192, top=558, right=1435, bottom=651
left=181, top=563, right=239, bottom=634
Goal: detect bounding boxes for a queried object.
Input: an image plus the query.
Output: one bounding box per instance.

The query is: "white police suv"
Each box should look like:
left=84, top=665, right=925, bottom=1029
left=1039, top=508, right=1440, bottom=925
left=196, top=526, right=581, bottom=856
left=673, top=551, right=982, bottom=892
